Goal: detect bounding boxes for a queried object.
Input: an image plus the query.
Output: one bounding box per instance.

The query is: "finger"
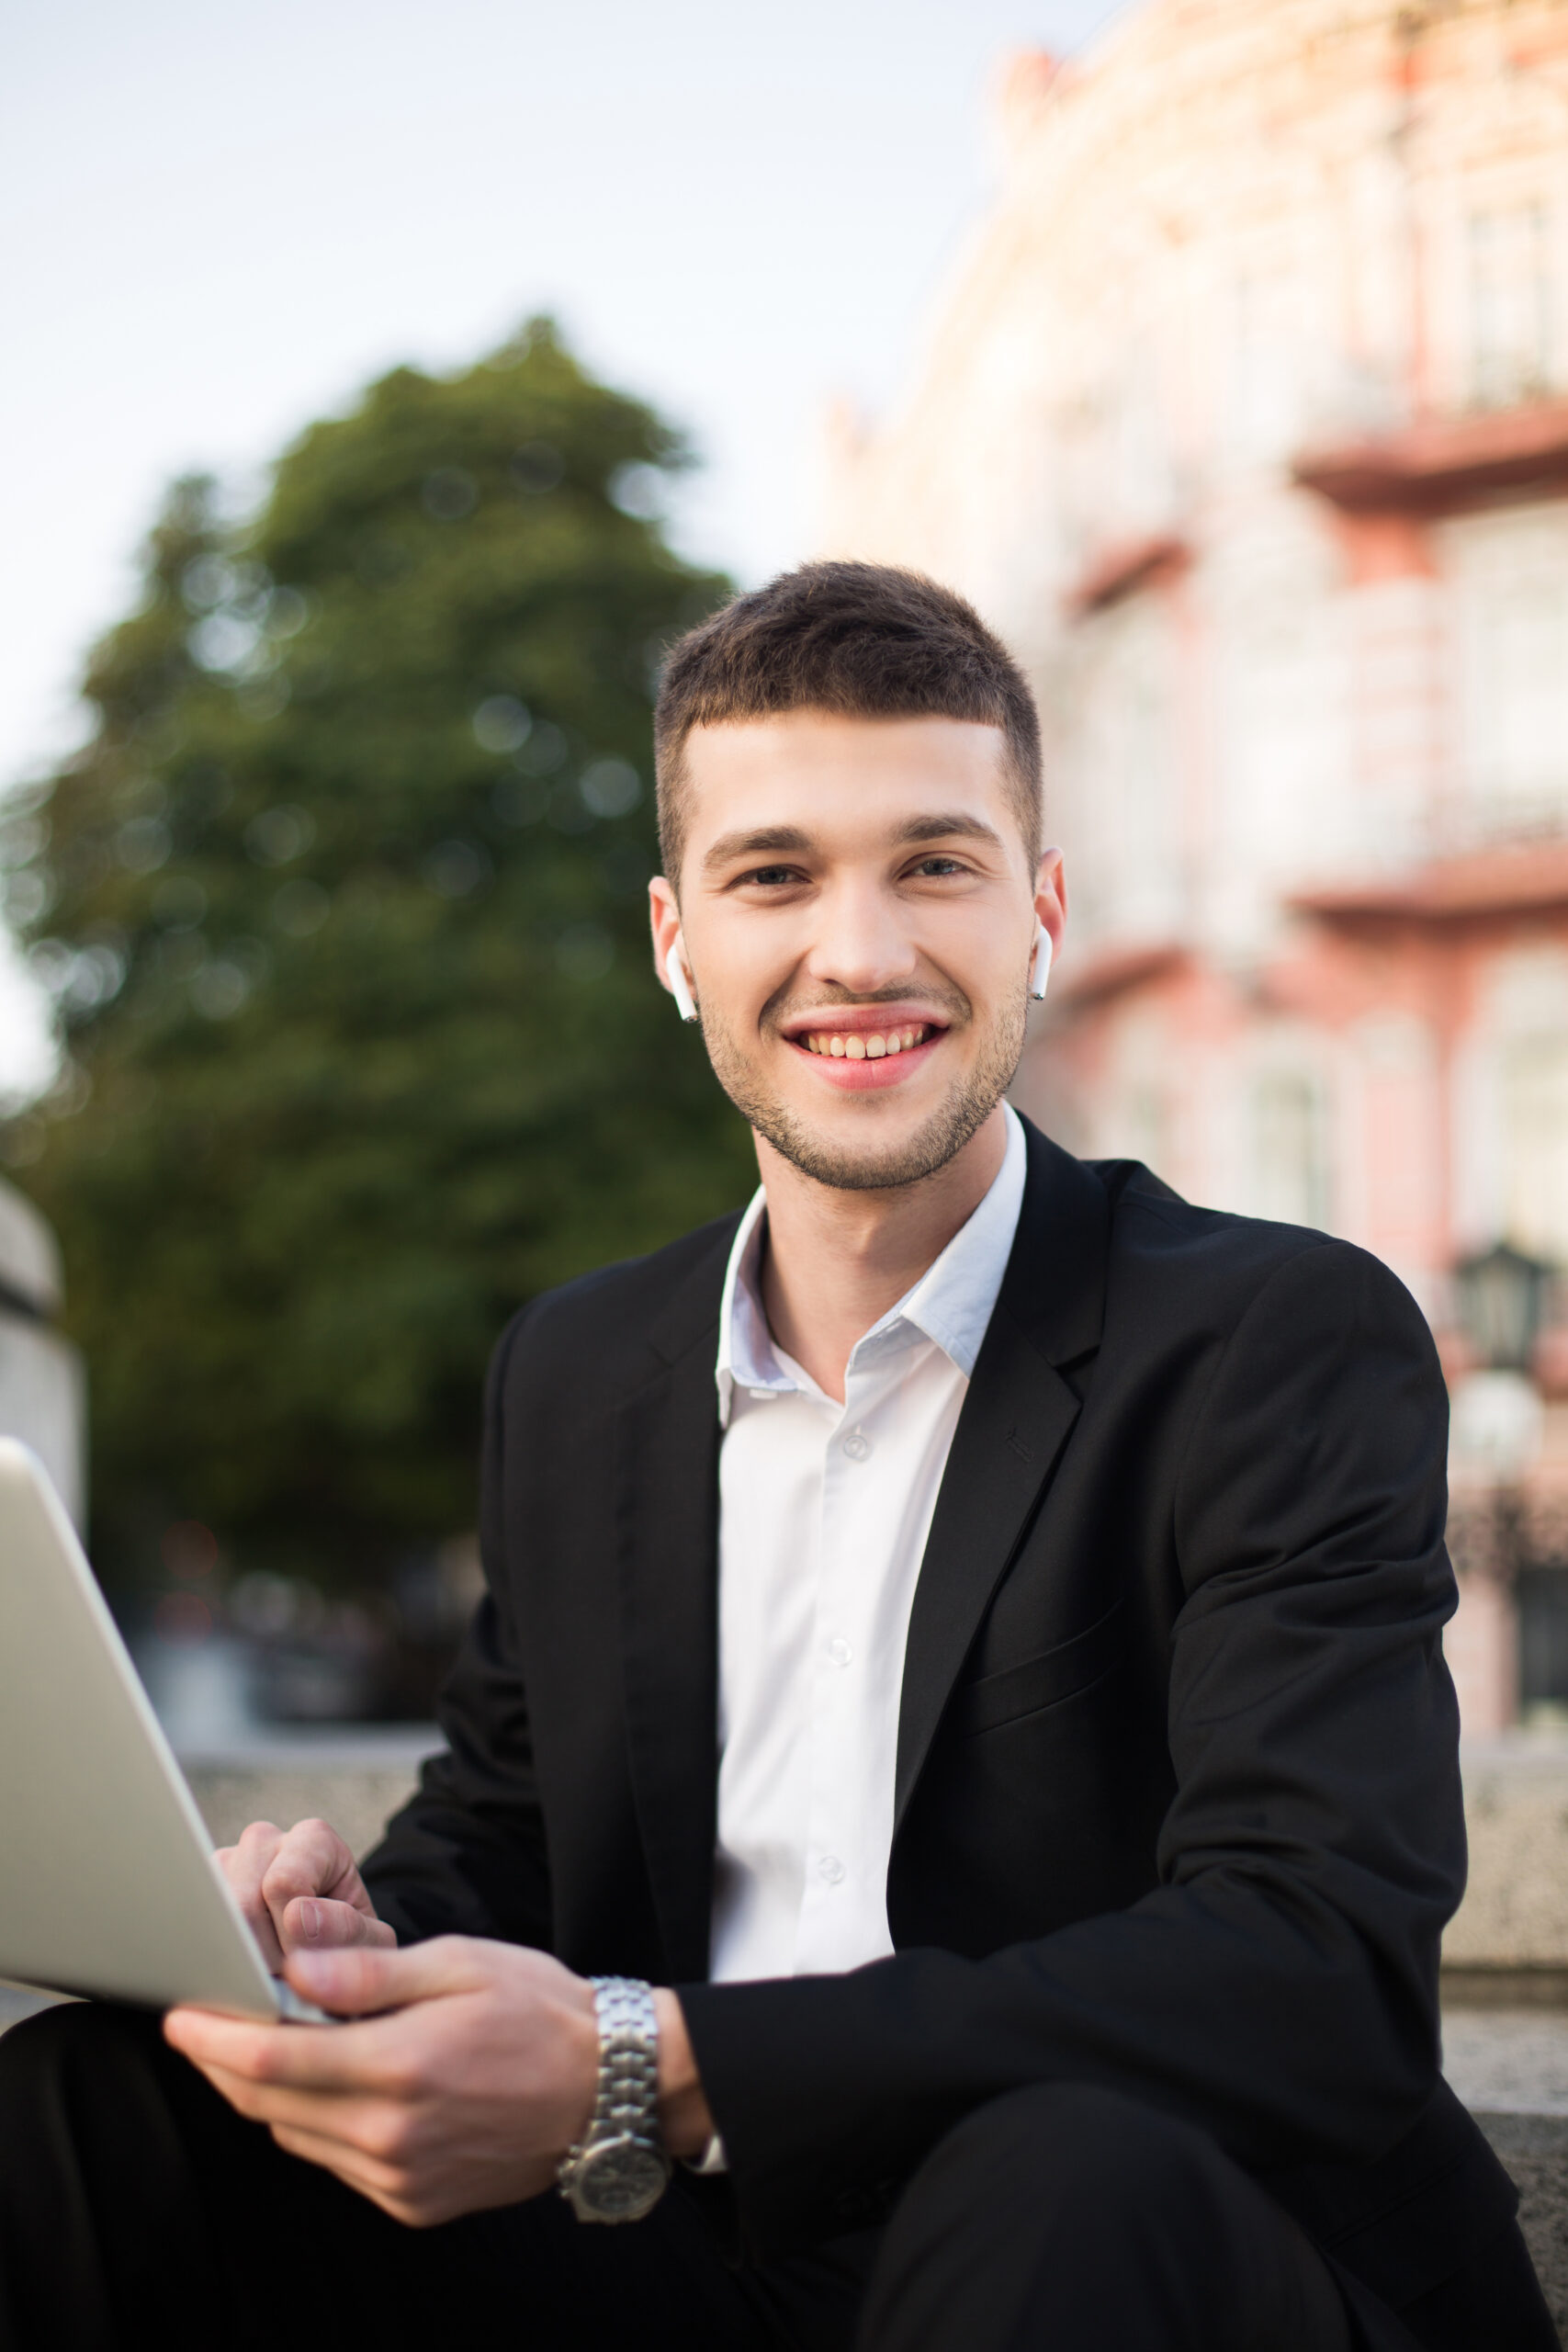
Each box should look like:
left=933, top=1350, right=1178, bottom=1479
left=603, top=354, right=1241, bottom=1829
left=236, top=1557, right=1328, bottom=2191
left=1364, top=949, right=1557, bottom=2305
left=165, top=2007, right=289, bottom=2077
left=184, top=2055, right=344, bottom=2128
left=286, top=1934, right=484, bottom=2018
left=168, top=1937, right=490, bottom=2091
left=259, top=1819, right=367, bottom=1946
left=263, top=1817, right=364, bottom=1908
left=215, top=1823, right=288, bottom=1973
left=188, top=2061, right=401, bottom=2159
left=265, top=2120, right=415, bottom=2211
left=281, top=1895, right=397, bottom=1952
left=166, top=1999, right=415, bottom=2096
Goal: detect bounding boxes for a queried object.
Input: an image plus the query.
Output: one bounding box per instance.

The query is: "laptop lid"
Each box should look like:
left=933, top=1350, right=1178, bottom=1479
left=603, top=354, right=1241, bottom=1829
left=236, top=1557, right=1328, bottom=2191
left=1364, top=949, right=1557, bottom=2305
left=0, top=1437, right=299, bottom=2020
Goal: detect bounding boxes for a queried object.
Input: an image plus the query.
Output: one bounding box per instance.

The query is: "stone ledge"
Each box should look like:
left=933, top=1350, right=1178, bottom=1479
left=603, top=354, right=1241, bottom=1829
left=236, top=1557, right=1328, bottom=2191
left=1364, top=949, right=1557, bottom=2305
left=1443, top=1963, right=1568, bottom=2007
left=176, top=1726, right=439, bottom=1860
left=1447, top=1740, right=1568, bottom=1971
left=1474, top=2115, right=1568, bottom=2344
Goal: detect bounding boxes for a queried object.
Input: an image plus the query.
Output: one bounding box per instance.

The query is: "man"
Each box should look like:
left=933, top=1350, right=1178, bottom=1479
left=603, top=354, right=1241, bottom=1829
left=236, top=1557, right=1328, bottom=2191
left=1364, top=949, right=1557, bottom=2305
left=0, top=563, right=1553, bottom=2349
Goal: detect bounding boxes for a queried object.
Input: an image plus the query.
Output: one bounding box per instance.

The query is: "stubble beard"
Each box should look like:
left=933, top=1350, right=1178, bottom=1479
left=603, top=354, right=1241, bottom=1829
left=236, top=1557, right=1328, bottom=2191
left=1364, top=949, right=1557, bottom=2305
left=702, top=981, right=1030, bottom=1194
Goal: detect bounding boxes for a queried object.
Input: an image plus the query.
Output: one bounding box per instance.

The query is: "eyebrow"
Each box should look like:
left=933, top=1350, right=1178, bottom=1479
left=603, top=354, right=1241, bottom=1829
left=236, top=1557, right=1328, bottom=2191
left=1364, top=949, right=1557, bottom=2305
left=701, top=825, right=814, bottom=873
left=892, top=812, right=1008, bottom=851
left=700, top=811, right=1007, bottom=874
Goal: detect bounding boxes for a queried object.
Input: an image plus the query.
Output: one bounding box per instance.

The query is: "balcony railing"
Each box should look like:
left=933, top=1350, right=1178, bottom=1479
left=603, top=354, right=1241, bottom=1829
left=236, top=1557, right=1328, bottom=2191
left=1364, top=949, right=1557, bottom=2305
left=1293, top=399, right=1568, bottom=515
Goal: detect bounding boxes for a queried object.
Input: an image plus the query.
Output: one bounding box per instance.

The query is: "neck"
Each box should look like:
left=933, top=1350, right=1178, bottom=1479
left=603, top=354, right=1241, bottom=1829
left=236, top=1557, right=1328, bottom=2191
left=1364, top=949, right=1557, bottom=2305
left=755, top=1107, right=1010, bottom=1403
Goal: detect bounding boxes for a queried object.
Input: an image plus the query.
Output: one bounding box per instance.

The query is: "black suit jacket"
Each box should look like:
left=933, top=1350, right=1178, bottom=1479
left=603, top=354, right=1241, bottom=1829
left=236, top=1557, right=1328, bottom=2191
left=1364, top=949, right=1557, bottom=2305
left=362, top=1121, right=1520, bottom=2317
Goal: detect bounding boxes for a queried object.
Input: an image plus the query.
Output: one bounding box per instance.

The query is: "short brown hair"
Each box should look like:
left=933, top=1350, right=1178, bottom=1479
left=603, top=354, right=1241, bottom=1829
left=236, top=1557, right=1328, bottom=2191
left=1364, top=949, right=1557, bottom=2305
left=653, top=561, right=1043, bottom=886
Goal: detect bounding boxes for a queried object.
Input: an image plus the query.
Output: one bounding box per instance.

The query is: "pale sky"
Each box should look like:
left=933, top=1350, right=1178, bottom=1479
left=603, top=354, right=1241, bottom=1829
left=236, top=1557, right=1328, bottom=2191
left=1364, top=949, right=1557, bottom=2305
left=0, top=0, right=1128, bottom=1095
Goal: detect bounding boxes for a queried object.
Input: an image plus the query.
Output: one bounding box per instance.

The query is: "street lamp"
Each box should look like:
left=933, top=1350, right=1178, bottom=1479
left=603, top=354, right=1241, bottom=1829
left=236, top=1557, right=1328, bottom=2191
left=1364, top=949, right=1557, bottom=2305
left=1453, top=1241, right=1551, bottom=1374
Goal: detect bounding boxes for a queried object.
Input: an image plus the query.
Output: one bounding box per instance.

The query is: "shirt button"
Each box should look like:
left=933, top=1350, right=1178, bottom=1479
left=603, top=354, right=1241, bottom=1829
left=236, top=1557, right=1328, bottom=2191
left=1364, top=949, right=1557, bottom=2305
left=841, top=1430, right=873, bottom=1463
left=827, top=1636, right=852, bottom=1668
left=818, top=1855, right=846, bottom=1885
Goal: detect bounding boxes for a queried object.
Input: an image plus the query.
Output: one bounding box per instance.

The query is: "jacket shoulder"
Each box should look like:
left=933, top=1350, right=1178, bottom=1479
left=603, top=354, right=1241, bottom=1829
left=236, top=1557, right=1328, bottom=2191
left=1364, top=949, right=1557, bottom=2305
left=491, top=1208, right=744, bottom=1395
left=1089, top=1158, right=1432, bottom=1341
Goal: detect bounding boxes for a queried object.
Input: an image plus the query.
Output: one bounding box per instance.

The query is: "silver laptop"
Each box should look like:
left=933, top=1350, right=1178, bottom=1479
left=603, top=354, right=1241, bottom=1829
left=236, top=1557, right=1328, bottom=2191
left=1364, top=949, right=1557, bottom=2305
left=0, top=1437, right=329, bottom=2021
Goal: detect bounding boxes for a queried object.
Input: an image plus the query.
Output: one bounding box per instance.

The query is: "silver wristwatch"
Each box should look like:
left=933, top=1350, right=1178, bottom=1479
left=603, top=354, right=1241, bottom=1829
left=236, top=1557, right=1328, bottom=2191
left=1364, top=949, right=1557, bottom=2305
left=557, top=1976, right=672, bottom=2223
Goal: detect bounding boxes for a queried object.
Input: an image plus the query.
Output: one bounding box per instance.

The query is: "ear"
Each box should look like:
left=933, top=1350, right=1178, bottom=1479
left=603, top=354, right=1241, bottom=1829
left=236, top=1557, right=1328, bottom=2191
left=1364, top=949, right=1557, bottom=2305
left=1032, top=848, right=1066, bottom=998
left=1029, top=920, right=1053, bottom=1001
left=648, top=878, right=699, bottom=1023
left=666, top=932, right=699, bottom=1022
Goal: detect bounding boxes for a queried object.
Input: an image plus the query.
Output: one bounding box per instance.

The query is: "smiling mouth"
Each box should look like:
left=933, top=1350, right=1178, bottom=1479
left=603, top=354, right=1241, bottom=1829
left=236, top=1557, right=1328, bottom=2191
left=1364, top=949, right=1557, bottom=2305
left=792, top=1023, right=939, bottom=1061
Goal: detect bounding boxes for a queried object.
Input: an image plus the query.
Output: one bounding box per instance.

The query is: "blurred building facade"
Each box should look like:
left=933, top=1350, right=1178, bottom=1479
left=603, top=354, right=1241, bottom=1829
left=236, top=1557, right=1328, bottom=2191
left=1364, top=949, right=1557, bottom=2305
left=821, top=0, right=1568, bottom=1735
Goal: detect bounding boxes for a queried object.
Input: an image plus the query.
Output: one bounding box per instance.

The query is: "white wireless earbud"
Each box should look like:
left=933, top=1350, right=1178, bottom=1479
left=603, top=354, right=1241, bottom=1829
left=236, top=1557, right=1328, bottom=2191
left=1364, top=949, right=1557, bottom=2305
left=665, top=929, right=699, bottom=1023
left=1029, top=919, right=1053, bottom=1002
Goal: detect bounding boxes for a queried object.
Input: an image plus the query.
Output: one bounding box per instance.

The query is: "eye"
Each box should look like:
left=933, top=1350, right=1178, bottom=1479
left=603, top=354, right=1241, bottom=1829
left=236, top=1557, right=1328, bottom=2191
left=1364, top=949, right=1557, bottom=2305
left=738, top=864, right=807, bottom=888
left=907, top=854, right=970, bottom=878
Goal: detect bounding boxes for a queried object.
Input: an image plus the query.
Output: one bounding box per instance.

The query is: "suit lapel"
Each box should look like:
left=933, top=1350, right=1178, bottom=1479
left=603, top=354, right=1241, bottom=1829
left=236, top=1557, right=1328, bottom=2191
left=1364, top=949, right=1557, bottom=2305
left=894, top=1125, right=1111, bottom=1833
left=611, top=1224, right=735, bottom=1984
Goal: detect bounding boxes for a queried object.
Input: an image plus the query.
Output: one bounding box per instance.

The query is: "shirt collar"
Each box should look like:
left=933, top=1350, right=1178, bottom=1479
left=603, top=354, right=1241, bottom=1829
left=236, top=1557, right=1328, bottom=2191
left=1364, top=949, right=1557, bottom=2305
left=715, top=1104, right=1028, bottom=1428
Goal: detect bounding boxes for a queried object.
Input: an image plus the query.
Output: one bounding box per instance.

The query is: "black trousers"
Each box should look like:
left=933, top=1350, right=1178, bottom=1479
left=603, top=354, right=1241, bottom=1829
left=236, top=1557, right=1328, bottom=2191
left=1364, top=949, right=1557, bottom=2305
left=0, top=2003, right=1552, bottom=2352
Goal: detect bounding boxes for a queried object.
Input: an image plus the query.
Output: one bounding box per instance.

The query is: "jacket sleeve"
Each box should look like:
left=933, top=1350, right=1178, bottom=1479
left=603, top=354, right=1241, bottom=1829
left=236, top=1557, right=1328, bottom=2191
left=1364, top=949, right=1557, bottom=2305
left=676, top=1239, right=1465, bottom=2257
left=358, top=1307, right=554, bottom=1951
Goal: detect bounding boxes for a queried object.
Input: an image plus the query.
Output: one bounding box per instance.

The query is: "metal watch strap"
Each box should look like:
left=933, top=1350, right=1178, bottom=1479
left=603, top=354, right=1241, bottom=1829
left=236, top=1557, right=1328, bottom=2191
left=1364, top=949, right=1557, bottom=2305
left=557, top=1975, right=671, bottom=2223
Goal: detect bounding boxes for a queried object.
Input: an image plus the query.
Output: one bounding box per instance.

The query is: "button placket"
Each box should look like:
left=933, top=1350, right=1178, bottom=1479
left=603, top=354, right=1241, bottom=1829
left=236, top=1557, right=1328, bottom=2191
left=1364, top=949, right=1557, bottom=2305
left=799, top=1372, right=869, bottom=1932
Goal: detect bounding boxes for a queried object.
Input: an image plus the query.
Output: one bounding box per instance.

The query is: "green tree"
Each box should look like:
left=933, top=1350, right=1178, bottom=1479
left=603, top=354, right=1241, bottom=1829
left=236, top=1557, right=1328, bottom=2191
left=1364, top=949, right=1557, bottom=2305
left=4, top=319, right=746, bottom=1597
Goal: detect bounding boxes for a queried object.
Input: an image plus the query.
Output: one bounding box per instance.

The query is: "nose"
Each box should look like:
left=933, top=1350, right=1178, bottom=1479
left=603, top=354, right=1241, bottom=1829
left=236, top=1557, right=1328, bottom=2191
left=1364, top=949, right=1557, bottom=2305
left=802, top=876, right=919, bottom=998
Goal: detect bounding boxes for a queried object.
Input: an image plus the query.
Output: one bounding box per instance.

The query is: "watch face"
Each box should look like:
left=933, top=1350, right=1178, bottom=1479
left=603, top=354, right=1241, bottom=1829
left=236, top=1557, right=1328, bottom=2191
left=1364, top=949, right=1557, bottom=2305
left=570, top=2132, right=671, bottom=2223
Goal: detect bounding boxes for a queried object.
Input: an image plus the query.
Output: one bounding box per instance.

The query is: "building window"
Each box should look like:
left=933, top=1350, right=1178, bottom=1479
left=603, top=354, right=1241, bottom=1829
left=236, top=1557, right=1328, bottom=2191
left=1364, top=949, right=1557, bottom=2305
left=1502, top=1030, right=1568, bottom=1265
left=1250, top=1071, right=1329, bottom=1228
left=1231, top=269, right=1302, bottom=460
left=1109, top=341, right=1173, bottom=531
left=1450, top=511, right=1568, bottom=827
left=1469, top=202, right=1553, bottom=410
left=1220, top=593, right=1343, bottom=880
left=1071, top=604, right=1179, bottom=943
left=1473, top=571, right=1568, bottom=818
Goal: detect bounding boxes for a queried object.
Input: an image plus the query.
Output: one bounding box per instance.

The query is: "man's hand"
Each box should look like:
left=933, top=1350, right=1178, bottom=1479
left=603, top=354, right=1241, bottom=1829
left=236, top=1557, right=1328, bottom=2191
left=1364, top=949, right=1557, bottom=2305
left=215, top=1817, right=396, bottom=1972
left=164, top=1938, right=599, bottom=2227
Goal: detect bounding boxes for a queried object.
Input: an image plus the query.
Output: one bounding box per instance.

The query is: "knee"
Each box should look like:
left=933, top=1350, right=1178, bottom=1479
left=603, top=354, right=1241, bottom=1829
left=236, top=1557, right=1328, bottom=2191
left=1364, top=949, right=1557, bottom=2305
left=860, top=2087, right=1219, bottom=2352
left=903, top=2080, right=1222, bottom=2230
left=863, top=2087, right=1347, bottom=2352
left=0, top=1999, right=161, bottom=2102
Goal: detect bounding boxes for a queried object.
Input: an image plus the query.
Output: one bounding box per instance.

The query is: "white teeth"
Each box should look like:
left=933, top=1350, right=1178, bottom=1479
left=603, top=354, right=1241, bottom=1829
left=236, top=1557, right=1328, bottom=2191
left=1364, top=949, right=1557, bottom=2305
left=800, top=1023, right=931, bottom=1057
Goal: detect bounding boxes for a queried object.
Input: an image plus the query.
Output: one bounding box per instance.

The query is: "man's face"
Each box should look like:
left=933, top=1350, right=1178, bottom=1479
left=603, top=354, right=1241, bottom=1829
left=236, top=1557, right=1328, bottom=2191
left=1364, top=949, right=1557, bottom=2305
left=649, top=711, right=1064, bottom=1193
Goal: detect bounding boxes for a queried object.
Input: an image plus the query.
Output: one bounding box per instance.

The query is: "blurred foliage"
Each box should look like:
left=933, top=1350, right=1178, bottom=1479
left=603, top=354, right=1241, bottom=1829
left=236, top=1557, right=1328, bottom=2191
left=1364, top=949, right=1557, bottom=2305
left=2, top=318, right=748, bottom=1595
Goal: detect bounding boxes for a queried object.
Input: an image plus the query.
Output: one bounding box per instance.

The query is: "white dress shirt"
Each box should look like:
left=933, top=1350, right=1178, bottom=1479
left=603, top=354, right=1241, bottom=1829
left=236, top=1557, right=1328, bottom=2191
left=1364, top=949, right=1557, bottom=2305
left=708, top=1104, right=1028, bottom=1984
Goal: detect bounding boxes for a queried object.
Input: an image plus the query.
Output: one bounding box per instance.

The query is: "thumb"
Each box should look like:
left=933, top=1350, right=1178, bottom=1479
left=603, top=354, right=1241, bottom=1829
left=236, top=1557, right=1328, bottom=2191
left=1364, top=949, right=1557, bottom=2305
left=285, top=1932, right=479, bottom=2016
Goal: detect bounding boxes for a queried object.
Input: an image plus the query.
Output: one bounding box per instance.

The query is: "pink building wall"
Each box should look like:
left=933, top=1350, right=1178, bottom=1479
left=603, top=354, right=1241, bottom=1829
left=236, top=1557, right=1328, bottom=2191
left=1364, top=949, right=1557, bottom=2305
left=820, top=0, right=1568, bottom=1734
